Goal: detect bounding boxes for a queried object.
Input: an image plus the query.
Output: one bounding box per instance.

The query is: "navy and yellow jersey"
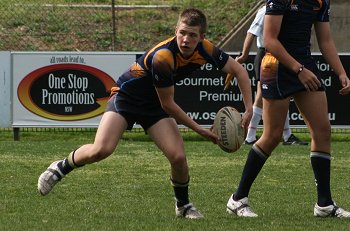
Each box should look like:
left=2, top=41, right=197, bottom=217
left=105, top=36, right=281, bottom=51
left=266, top=0, right=330, bottom=57
left=261, top=0, right=330, bottom=99
left=112, top=36, right=229, bottom=116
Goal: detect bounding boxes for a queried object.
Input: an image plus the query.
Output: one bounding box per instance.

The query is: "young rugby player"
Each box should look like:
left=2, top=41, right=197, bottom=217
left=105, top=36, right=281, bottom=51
left=227, top=0, right=350, bottom=218
left=236, top=5, right=307, bottom=146
left=38, top=8, right=253, bottom=219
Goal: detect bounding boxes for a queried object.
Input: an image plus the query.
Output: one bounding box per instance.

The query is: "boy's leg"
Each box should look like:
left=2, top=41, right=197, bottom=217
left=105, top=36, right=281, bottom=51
left=228, top=98, right=289, bottom=217
left=38, top=111, right=127, bottom=196
left=294, top=91, right=350, bottom=217
left=148, top=118, right=203, bottom=219
left=282, top=110, right=308, bottom=145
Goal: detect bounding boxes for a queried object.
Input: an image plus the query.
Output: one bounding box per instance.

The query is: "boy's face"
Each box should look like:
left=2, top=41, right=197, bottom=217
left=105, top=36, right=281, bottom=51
left=175, top=22, right=205, bottom=58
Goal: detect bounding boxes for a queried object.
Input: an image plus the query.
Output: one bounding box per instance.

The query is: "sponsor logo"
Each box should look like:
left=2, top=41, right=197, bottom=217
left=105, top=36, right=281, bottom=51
left=268, top=2, right=274, bottom=9
left=154, top=74, right=159, bottom=81
left=17, top=64, right=115, bottom=121
left=220, top=116, right=229, bottom=146
left=290, top=4, right=298, bottom=11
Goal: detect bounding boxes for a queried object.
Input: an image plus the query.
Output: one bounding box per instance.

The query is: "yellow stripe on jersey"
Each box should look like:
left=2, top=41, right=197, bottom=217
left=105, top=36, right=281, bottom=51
left=110, top=86, right=120, bottom=96
left=175, top=50, right=207, bottom=69
left=152, top=49, right=175, bottom=70
left=129, top=62, right=146, bottom=78
left=144, top=37, right=175, bottom=70
left=201, top=39, right=214, bottom=56
left=174, top=39, right=215, bottom=69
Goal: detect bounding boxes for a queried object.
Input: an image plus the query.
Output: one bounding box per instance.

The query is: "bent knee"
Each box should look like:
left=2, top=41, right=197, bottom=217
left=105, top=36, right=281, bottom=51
left=264, top=133, right=282, bottom=145
left=89, top=146, right=114, bottom=162
left=257, top=133, right=281, bottom=152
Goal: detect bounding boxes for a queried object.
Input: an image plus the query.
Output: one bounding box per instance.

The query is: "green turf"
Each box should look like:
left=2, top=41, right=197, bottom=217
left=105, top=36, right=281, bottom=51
left=0, top=0, right=259, bottom=51
left=1, top=131, right=350, bottom=230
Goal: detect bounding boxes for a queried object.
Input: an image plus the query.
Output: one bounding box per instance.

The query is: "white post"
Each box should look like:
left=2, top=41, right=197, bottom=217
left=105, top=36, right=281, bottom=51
left=0, top=51, right=11, bottom=128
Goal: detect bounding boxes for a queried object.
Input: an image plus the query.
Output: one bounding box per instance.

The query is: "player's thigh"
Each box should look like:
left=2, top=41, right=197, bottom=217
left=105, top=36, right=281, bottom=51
left=262, top=98, right=290, bottom=134
left=147, top=118, right=185, bottom=158
left=293, top=91, right=330, bottom=142
left=94, top=111, right=128, bottom=153
left=293, top=91, right=330, bottom=131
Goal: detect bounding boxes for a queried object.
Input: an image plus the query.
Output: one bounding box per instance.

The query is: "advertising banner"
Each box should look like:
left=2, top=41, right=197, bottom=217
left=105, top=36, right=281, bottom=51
left=11, top=52, right=350, bottom=128
left=12, top=52, right=137, bottom=127
left=175, top=53, right=350, bottom=128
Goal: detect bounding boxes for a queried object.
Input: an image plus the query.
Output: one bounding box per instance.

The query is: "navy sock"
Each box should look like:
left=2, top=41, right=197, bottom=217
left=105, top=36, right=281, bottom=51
left=57, top=150, right=84, bottom=175
left=310, top=152, right=333, bottom=207
left=234, top=145, right=268, bottom=200
left=171, top=178, right=189, bottom=207
left=57, top=158, right=74, bottom=175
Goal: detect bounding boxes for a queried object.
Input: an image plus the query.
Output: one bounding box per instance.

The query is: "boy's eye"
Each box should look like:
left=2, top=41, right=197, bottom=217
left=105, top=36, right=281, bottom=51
left=180, top=31, right=197, bottom=37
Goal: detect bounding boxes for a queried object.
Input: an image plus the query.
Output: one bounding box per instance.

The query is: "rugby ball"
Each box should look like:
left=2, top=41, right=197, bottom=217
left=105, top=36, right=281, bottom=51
left=212, top=106, right=244, bottom=153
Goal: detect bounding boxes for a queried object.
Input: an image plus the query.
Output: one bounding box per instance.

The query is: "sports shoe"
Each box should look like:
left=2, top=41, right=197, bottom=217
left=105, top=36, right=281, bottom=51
left=283, top=134, right=308, bottom=145
left=244, top=139, right=257, bottom=145
left=226, top=194, right=258, bottom=217
left=314, top=203, right=350, bottom=218
left=175, top=203, right=204, bottom=219
left=38, top=160, right=65, bottom=196
left=244, top=136, right=258, bottom=145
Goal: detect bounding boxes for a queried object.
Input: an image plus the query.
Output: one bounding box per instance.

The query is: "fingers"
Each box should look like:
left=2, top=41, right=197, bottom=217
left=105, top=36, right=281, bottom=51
left=235, top=57, right=243, bottom=64
left=206, top=129, right=219, bottom=144
left=240, top=118, right=249, bottom=139
left=211, top=133, right=219, bottom=144
left=339, top=85, right=350, bottom=95
left=240, top=118, right=247, bottom=130
left=339, top=77, right=350, bottom=95
left=300, top=68, right=321, bottom=91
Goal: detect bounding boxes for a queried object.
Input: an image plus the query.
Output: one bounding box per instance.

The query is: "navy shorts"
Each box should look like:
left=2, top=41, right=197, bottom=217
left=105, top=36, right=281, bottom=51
left=260, top=53, right=325, bottom=99
left=105, top=95, right=169, bottom=131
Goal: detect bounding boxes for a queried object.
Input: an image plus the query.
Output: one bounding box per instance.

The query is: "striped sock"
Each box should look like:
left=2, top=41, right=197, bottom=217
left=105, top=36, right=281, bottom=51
left=310, top=151, right=333, bottom=206
left=57, top=149, right=84, bottom=175
left=234, top=144, right=269, bottom=200
left=171, top=177, right=190, bottom=207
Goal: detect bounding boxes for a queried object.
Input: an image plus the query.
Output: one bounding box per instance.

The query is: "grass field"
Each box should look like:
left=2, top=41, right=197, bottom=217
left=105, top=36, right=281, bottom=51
left=0, top=0, right=259, bottom=51
left=1, top=130, right=350, bottom=230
